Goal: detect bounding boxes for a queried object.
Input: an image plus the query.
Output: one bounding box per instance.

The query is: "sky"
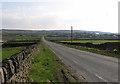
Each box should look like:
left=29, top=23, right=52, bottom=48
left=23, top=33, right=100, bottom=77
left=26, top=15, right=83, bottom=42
left=1, top=0, right=120, bottom=33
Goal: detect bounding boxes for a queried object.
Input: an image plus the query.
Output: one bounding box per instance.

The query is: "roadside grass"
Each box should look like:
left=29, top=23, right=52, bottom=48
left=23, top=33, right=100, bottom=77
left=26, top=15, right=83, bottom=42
left=60, top=40, right=120, bottom=44
left=0, top=43, right=3, bottom=45
left=28, top=40, right=82, bottom=82
left=2, top=46, right=26, bottom=61
left=0, top=48, right=1, bottom=62
left=57, top=43, right=120, bottom=58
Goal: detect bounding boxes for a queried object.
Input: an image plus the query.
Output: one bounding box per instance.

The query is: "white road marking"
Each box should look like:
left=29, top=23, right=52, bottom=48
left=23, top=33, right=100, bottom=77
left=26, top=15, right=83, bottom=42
left=73, top=60, right=78, bottom=64
left=95, top=74, right=109, bottom=82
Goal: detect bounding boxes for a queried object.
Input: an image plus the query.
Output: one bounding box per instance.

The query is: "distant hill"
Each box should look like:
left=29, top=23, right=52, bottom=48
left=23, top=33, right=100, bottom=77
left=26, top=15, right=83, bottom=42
left=44, top=30, right=115, bottom=34
left=2, top=29, right=117, bottom=34
left=2, top=29, right=119, bottom=40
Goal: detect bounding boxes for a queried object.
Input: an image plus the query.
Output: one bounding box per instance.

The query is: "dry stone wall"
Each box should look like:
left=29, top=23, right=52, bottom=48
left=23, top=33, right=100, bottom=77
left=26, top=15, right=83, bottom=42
left=0, top=43, right=40, bottom=83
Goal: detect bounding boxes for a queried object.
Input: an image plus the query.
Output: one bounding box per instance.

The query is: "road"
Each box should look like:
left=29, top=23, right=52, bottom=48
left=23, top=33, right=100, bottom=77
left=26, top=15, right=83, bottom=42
left=43, top=37, right=118, bottom=82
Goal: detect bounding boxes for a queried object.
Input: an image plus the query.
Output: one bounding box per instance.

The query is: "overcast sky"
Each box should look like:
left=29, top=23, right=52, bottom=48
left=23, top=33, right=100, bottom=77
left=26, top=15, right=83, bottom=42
left=1, top=0, right=119, bottom=33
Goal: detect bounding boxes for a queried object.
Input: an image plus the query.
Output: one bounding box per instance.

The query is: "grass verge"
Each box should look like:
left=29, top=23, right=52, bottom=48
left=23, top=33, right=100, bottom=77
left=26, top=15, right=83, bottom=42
left=28, top=40, right=84, bottom=82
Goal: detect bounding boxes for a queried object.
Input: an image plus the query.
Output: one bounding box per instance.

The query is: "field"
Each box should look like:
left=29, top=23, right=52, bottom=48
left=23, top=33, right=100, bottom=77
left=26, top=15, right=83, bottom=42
left=0, top=43, right=3, bottom=45
left=46, top=37, right=119, bottom=42
left=2, top=41, right=37, bottom=61
left=2, top=34, right=41, bottom=61
left=60, top=40, right=120, bottom=44
left=3, top=36, right=41, bottom=41
left=2, top=47, right=26, bottom=61
left=46, top=37, right=71, bottom=41
left=46, top=37, right=100, bottom=41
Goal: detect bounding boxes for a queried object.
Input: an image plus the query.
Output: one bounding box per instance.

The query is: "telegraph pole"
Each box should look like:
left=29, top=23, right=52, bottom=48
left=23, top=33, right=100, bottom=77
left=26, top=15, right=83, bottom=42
left=71, top=26, right=73, bottom=43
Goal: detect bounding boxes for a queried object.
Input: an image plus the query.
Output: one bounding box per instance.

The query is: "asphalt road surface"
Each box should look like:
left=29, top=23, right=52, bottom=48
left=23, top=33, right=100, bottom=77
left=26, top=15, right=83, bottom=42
left=43, top=37, right=118, bottom=83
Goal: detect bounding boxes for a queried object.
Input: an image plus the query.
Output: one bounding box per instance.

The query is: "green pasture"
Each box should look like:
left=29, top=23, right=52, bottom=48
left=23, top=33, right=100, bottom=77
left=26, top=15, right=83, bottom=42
left=3, top=36, right=41, bottom=41
left=46, top=37, right=92, bottom=41
left=60, top=40, right=120, bottom=44
left=2, top=46, right=26, bottom=61
left=15, top=36, right=41, bottom=41
left=0, top=43, right=3, bottom=45
left=5, top=42, right=35, bottom=44
left=46, top=37, right=119, bottom=44
left=2, top=41, right=38, bottom=61
left=46, top=37, right=71, bottom=41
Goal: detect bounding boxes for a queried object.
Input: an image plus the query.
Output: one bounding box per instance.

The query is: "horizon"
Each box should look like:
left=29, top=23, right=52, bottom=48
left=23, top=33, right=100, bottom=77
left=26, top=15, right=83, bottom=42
left=1, top=28, right=118, bottom=33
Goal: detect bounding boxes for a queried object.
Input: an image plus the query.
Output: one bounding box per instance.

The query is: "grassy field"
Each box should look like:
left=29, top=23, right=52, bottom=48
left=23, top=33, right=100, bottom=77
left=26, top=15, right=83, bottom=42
left=2, top=46, right=26, bottom=61
left=28, top=40, right=82, bottom=82
left=4, top=42, right=35, bottom=45
left=0, top=43, right=3, bottom=45
left=3, top=36, right=41, bottom=41
left=8, top=42, right=34, bottom=43
left=46, top=37, right=72, bottom=41
left=60, top=40, right=120, bottom=44
left=15, top=37, right=41, bottom=41
left=46, top=37, right=119, bottom=42
left=46, top=37, right=95, bottom=41
left=2, top=41, right=36, bottom=61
